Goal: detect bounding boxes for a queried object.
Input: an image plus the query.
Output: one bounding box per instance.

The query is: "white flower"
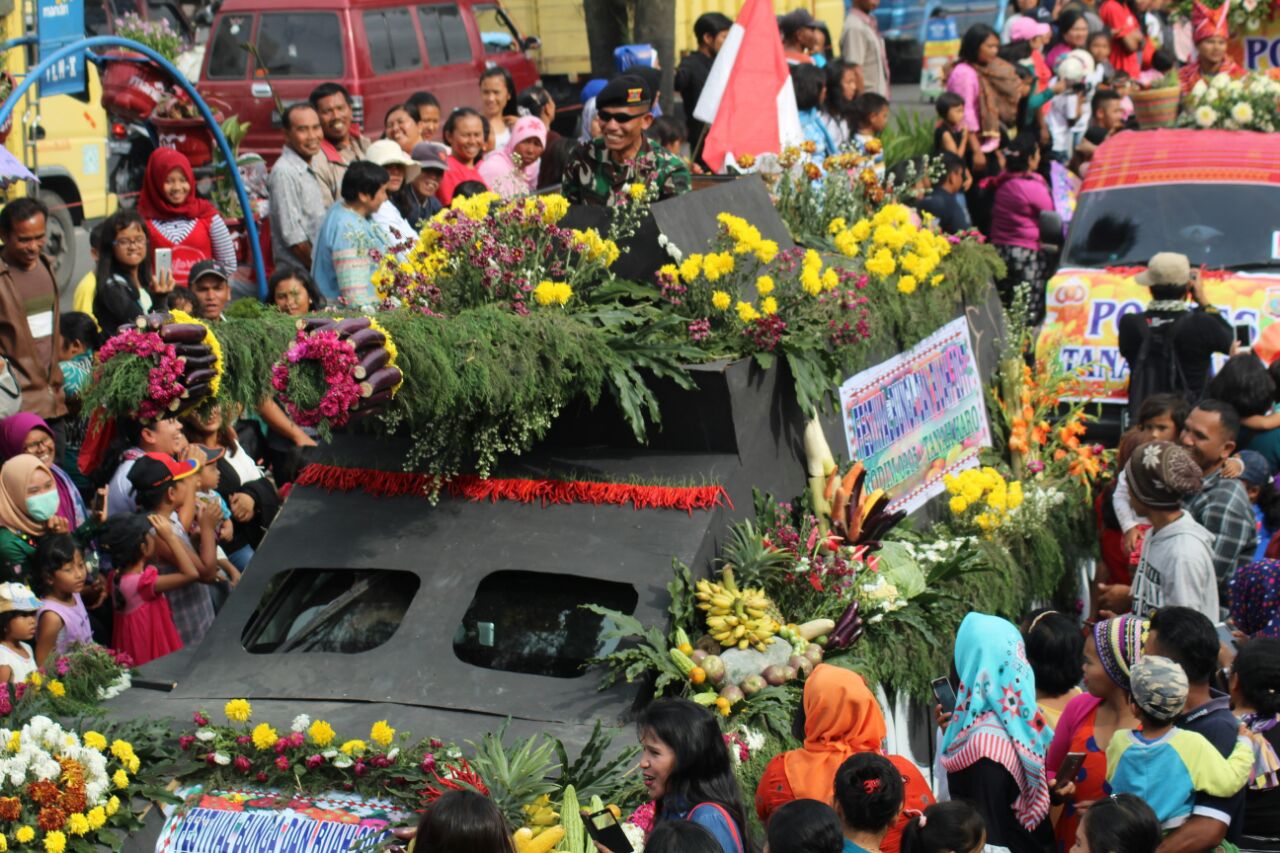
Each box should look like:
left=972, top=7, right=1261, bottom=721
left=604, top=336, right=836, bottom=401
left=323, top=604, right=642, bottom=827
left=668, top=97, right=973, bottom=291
left=386, top=748, right=400, bottom=761
left=213, top=752, right=231, bottom=766
left=290, top=714, right=311, bottom=734
left=1227, top=79, right=1245, bottom=95
left=1231, top=102, right=1255, bottom=125
left=322, top=749, right=338, bottom=759
left=741, top=727, right=767, bottom=753
left=1211, top=72, right=1231, bottom=89
left=1191, top=79, right=1208, bottom=98
left=1195, top=105, right=1219, bottom=127
left=332, top=754, right=354, bottom=769
left=195, top=729, right=217, bottom=742
left=621, top=823, right=647, bottom=852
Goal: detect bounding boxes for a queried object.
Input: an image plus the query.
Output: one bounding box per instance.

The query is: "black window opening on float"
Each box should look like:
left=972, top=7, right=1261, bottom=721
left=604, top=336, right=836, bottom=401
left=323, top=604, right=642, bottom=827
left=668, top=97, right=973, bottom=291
left=453, top=570, right=639, bottom=678
left=241, top=568, right=419, bottom=654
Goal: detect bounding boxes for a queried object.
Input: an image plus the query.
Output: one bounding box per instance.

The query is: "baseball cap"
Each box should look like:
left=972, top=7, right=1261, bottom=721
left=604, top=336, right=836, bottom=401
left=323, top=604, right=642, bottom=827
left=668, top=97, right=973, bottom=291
left=1135, top=252, right=1192, bottom=287
left=779, top=8, right=819, bottom=37
left=1130, top=655, right=1189, bottom=721
left=411, top=142, right=449, bottom=173
left=1238, top=449, right=1274, bottom=487
left=0, top=582, right=41, bottom=615
left=1010, top=17, right=1052, bottom=42
left=128, top=452, right=200, bottom=494
left=188, top=259, right=228, bottom=287
left=596, top=74, right=653, bottom=110
left=195, top=444, right=226, bottom=466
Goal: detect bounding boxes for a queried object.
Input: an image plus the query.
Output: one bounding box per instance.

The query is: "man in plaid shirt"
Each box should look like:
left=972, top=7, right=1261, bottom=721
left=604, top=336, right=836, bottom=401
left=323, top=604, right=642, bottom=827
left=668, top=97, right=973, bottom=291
left=1180, top=400, right=1257, bottom=598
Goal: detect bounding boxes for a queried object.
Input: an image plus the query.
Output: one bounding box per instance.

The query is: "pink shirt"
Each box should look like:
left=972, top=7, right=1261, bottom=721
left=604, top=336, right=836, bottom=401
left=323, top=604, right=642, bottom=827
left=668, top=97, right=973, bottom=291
left=989, top=171, right=1054, bottom=250
left=945, top=63, right=999, bottom=152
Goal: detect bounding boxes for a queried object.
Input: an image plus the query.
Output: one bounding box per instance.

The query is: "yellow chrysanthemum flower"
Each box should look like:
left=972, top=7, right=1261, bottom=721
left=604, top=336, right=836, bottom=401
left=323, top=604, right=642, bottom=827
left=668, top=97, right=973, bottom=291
left=251, top=723, right=278, bottom=751
left=736, top=301, right=760, bottom=323
left=755, top=275, right=775, bottom=296
left=627, top=183, right=647, bottom=201
left=711, top=291, right=731, bottom=311
left=821, top=268, right=839, bottom=292
left=761, top=296, right=778, bottom=315
left=86, top=808, right=105, bottom=831
left=28, top=672, right=41, bottom=688
left=340, top=739, right=367, bottom=756
left=533, top=281, right=573, bottom=307
left=755, top=240, right=779, bottom=264
left=0, top=832, right=6, bottom=852
left=67, top=814, right=89, bottom=837
left=106, top=798, right=120, bottom=817
left=541, top=194, right=569, bottom=223
left=308, top=720, right=336, bottom=747
left=14, top=828, right=33, bottom=845
left=112, top=770, right=129, bottom=789
left=224, top=699, right=251, bottom=723
left=897, top=275, right=918, bottom=294
left=370, top=721, right=396, bottom=748
left=46, top=680, right=64, bottom=698
left=44, top=831, right=65, bottom=853
left=828, top=217, right=847, bottom=235
left=949, top=496, right=969, bottom=514
left=658, top=263, right=680, bottom=282
left=680, top=253, right=704, bottom=282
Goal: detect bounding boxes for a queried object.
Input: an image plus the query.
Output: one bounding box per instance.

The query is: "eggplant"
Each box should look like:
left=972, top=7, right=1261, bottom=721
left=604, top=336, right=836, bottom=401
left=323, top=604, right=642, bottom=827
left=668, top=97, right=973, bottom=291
left=829, top=601, right=864, bottom=649
left=183, top=368, right=218, bottom=387
left=173, top=343, right=210, bottom=359
left=354, top=389, right=393, bottom=411
left=359, top=366, right=402, bottom=397
left=353, top=348, right=390, bottom=380
left=179, top=353, right=217, bottom=371
left=137, top=312, right=168, bottom=330
left=181, top=382, right=211, bottom=401
left=159, top=323, right=209, bottom=344
left=345, top=328, right=386, bottom=351
left=298, top=317, right=335, bottom=333
left=335, top=317, right=372, bottom=335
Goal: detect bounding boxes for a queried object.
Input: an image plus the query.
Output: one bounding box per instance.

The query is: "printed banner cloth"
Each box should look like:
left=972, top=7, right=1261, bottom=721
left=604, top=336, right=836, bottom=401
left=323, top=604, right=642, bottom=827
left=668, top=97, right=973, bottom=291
left=157, top=786, right=408, bottom=853
left=838, top=316, right=991, bottom=515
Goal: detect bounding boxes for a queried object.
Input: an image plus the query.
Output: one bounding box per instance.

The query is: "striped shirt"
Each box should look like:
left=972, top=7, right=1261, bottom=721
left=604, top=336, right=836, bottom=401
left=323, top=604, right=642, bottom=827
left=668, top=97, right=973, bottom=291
left=150, top=216, right=238, bottom=277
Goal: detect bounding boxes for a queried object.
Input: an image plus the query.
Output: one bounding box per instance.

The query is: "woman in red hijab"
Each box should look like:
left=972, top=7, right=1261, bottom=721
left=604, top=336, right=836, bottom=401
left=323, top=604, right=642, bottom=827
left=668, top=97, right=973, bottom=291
left=137, top=149, right=237, bottom=288
left=755, top=665, right=934, bottom=853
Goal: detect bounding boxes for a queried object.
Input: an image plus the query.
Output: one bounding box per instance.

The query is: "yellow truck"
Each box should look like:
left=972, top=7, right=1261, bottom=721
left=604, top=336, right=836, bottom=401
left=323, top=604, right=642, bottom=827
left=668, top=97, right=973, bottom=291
left=504, top=0, right=848, bottom=80
left=2, top=2, right=115, bottom=289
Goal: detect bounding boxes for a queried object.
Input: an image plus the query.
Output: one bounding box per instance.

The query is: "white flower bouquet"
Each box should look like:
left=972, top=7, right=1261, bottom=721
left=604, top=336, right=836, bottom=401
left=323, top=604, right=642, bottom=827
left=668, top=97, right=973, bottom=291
left=1181, top=71, right=1280, bottom=131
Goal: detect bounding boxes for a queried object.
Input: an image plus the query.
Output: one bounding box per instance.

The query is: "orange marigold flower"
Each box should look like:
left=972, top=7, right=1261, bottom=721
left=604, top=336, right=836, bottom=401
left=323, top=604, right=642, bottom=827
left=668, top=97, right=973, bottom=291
left=59, top=785, right=87, bottom=815
left=804, top=162, right=823, bottom=180
left=0, top=796, right=21, bottom=821
left=1054, top=449, right=1068, bottom=461
left=27, top=781, right=60, bottom=807
left=37, top=804, right=68, bottom=832
left=864, top=138, right=883, bottom=154
left=802, top=140, right=817, bottom=154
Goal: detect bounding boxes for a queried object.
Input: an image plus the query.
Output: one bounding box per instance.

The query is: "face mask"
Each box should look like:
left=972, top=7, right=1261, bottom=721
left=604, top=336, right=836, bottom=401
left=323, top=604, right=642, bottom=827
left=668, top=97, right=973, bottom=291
left=25, top=491, right=58, bottom=522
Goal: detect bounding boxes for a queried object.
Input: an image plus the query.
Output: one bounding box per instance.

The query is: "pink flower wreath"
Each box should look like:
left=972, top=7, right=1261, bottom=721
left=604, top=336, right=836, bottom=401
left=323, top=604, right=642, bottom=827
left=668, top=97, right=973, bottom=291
left=271, top=329, right=361, bottom=428
left=96, top=328, right=186, bottom=421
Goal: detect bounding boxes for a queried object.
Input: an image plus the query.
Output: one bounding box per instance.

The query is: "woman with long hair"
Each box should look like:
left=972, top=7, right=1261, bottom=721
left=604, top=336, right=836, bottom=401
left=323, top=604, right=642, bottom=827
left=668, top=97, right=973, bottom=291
left=941, top=612, right=1054, bottom=852
left=821, top=60, right=862, bottom=149
left=1047, top=9, right=1090, bottom=68
left=638, top=698, right=750, bottom=853
left=438, top=108, right=489, bottom=206
left=92, top=210, right=171, bottom=333
left=479, top=66, right=518, bottom=151
left=945, top=24, right=1020, bottom=178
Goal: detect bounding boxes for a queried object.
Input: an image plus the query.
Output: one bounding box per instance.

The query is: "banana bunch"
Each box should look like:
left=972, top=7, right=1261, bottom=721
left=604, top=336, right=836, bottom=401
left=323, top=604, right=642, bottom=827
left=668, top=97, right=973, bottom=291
left=696, top=567, right=779, bottom=651
left=522, top=794, right=560, bottom=838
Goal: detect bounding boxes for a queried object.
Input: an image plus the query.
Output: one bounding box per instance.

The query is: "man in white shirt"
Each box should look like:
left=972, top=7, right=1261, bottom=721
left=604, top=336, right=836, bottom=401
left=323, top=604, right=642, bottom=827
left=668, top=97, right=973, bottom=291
left=267, top=103, right=332, bottom=271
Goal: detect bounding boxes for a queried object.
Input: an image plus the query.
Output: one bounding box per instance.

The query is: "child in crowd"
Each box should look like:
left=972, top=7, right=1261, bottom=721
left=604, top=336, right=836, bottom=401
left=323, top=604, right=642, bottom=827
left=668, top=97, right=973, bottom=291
left=164, top=287, right=197, bottom=315
left=1114, top=393, right=1192, bottom=558
left=58, top=312, right=100, bottom=489
left=1229, top=639, right=1280, bottom=841
left=765, top=799, right=844, bottom=853
left=917, top=152, right=972, bottom=234
left=1106, top=655, right=1253, bottom=830
left=413, top=790, right=515, bottom=853
left=103, top=513, right=194, bottom=665
left=899, top=801, right=986, bottom=853
left=32, top=533, right=92, bottom=667
left=793, top=64, right=837, bottom=163
left=1071, top=793, right=1161, bottom=853
left=833, top=753, right=905, bottom=853
left=851, top=92, right=889, bottom=178
left=1047, top=52, right=1093, bottom=161
left=0, top=582, right=40, bottom=685
left=451, top=181, right=488, bottom=201
left=933, top=92, right=968, bottom=159
left=191, top=444, right=243, bottom=586
left=1088, top=31, right=1116, bottom=82
left=1236, top=449, right=1280, bottom=561
left=647, top=115, right=688, bottom=159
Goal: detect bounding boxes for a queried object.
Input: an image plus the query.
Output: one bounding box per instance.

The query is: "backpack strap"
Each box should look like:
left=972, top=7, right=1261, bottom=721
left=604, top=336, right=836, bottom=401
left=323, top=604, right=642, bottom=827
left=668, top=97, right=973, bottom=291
left=688, top=802, right=743, bottom=853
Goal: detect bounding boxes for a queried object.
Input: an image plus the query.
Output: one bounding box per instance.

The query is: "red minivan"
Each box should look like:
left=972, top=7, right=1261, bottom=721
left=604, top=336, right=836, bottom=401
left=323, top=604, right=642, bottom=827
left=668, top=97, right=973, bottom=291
left=196, top=0, right=539, bottom=161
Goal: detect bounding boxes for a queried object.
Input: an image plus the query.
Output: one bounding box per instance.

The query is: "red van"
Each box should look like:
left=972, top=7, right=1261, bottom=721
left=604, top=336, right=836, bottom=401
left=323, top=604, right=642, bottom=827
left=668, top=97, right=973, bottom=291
left=196, top=0, right=540, bottom=161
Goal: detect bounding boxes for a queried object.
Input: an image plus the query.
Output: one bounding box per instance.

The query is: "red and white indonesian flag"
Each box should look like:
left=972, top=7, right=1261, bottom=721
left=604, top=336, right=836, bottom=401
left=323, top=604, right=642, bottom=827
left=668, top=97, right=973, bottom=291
left=693, top=0, right=804, bottom=172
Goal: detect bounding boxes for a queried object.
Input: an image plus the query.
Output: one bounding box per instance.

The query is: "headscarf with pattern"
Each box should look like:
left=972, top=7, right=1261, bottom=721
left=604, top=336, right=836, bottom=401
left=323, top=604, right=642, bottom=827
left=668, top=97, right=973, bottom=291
left=940, top=612, right=1053, bottom=831
left=1231, top=559, right=1280, bottom=639
left=1094, top=615, right=1147, bottom=692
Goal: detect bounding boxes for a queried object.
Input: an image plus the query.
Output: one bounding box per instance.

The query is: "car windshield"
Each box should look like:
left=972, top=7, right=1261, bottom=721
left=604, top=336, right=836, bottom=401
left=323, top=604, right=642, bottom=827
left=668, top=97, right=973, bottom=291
left=1063, top=183, right=1280, bottom=270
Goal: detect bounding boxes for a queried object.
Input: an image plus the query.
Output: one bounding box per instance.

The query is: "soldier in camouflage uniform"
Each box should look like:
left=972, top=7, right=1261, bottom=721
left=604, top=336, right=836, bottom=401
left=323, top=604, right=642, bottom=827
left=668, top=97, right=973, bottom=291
left=562, top=75, right=691, bottom=207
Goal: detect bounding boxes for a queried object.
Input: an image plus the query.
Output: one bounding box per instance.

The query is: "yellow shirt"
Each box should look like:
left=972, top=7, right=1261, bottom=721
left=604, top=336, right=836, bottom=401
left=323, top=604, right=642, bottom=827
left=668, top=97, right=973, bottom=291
left=72, top=272, right=97, bottom=326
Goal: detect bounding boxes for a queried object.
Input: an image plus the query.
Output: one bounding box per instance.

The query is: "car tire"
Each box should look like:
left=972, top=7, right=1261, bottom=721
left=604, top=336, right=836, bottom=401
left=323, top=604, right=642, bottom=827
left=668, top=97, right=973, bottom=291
left=38, top=189, right=77, bottom=291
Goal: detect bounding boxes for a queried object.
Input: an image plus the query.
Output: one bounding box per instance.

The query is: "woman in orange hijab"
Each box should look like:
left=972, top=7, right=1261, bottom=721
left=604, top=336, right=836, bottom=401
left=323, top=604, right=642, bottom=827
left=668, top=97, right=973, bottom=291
left=755, top=664, right=933, bottom=853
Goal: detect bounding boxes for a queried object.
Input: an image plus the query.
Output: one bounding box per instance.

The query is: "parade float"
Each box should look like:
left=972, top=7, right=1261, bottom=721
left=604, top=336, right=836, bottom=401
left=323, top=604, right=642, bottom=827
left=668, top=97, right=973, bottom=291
left=58, top=153, right=1108, bottom=851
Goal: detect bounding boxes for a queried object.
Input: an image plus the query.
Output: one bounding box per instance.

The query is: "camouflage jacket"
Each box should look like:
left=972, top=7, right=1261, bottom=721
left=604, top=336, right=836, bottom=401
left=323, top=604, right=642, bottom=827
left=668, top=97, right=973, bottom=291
left=561, top=138, right=691, bottom=206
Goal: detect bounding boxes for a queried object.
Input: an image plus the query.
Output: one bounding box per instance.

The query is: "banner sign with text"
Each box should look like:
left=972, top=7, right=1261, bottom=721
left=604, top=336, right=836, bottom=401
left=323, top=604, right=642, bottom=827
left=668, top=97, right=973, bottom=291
left=838, top=316, right=991, bottom=515
left=37, top=0, right=85, bottom=97
left=156, top=786, right=406, bottom=853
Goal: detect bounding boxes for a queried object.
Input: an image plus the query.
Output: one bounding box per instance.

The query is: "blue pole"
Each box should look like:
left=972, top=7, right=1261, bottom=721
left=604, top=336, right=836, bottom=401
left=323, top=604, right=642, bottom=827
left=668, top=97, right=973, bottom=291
left=0, top=36, right=268, bottom=299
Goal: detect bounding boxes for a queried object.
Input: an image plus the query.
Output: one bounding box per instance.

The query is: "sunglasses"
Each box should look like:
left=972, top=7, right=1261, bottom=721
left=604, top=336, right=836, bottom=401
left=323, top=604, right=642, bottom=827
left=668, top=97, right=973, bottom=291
left=597, top=109, right=648, bottom=126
